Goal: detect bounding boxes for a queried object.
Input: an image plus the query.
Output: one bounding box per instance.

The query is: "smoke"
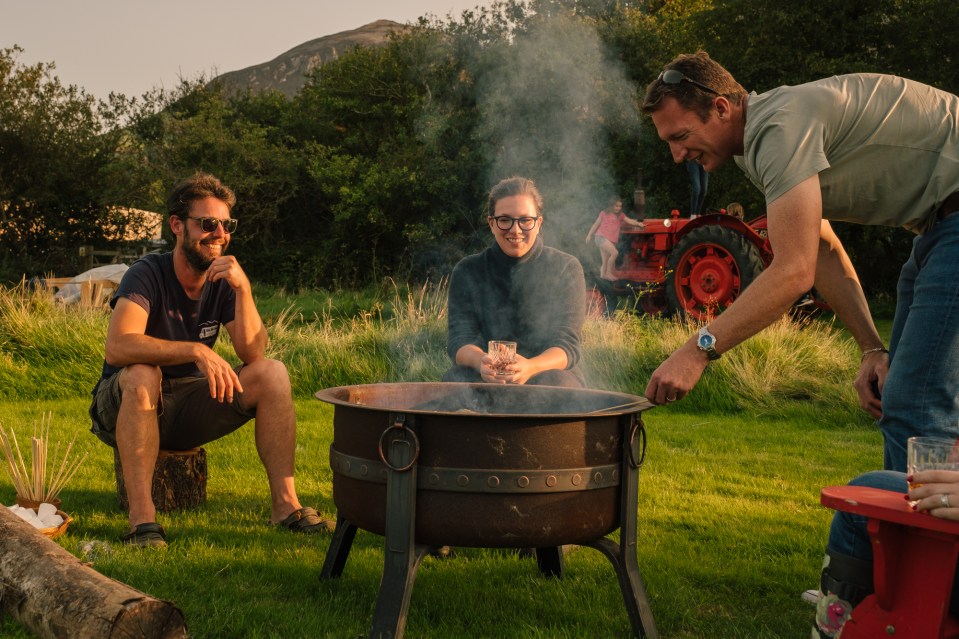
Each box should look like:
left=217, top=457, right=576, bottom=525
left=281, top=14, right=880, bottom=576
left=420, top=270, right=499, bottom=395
left=474, top=13, right=642, bottom=251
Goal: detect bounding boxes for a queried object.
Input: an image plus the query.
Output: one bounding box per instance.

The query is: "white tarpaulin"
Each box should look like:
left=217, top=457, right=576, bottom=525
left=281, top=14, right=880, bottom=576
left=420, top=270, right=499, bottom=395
left=53, top=264, right=128, bottom=305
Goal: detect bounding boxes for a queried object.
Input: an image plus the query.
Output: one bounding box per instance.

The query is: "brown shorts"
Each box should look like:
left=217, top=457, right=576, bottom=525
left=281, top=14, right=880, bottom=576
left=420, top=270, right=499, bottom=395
left=89, top=369, right=256, bottom=450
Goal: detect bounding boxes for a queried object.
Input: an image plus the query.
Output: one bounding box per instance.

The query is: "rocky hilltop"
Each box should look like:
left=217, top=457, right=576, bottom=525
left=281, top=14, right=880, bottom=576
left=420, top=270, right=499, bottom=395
left=210, top=19, right=410, bottom=97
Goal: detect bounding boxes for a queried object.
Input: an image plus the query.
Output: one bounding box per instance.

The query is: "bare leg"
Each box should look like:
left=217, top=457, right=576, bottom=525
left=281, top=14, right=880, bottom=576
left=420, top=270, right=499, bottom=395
left=115, top=365, right=162, bottom=529
left=599, top=241, right=619, bottom=280
left=237, top=359, right=302, bottom=523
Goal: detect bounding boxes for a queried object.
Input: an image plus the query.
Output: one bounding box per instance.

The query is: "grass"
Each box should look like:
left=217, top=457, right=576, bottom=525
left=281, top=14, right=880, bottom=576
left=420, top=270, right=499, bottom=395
left=0, top=281, right=883, bottom=638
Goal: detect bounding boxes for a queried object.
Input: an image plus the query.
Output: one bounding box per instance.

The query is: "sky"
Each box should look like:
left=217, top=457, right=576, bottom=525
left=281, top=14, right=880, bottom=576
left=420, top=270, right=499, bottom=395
left=3, top=0, right=495, bottom=102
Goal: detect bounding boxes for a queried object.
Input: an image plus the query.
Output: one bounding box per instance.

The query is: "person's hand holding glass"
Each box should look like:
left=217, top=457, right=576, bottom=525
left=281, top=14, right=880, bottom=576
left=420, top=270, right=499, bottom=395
left=907, top=436, right=959, bottom=519
left=482, top=341, right=516, bottom=384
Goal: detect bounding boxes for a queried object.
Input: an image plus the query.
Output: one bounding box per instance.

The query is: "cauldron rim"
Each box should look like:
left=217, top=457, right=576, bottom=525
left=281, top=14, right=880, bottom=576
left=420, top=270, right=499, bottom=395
left=314, top=381, right=653, bottom=418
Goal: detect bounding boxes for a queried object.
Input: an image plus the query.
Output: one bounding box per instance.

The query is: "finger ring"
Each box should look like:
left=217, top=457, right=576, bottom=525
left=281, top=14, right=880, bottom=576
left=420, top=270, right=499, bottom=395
left=666, top=396, right=677, bottom=402
left=941, top=493, right=951, bottom=508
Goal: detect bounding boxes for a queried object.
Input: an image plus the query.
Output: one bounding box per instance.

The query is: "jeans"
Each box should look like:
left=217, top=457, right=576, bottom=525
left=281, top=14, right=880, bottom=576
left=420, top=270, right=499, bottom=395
left=827, top=470, right=906, bottom=559
left=687, top=161, right=708, bottom=215
left=879, top=213, right=959, bottom=472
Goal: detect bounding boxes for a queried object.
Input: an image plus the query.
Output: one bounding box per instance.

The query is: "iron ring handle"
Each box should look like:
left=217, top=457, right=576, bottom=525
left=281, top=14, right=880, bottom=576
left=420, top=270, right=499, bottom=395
left=377, top=420, right=420, bottom=472
left=627, top=418, right=647, bottom=469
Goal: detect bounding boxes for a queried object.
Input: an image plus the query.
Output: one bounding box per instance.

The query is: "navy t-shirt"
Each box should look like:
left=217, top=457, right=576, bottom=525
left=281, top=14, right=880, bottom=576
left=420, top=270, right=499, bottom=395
left=95, top=252, right=236, bottom=387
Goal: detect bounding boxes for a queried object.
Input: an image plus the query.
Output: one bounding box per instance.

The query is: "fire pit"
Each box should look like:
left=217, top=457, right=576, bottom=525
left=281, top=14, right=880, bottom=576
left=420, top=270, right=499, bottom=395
left=316, top=382, right=658, bottom=638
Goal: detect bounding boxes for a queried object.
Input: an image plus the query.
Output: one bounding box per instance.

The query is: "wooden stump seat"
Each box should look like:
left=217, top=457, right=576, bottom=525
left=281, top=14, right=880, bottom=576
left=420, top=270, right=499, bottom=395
left=114, top=447, right=208, bottom=512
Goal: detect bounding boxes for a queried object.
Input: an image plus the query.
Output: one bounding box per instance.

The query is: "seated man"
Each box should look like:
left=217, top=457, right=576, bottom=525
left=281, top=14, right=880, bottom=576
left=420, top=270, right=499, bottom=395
left=443, top=176, right=586, bottom=388
left=89, top=172, right=332, bottom=547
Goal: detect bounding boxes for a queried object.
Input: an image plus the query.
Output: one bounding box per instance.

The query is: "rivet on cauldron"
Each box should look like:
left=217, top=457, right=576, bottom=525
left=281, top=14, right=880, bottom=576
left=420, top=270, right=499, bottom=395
left=487, top=476, right=500, bottom=488
left=571, top=473, right=583, bottom=486
left=428, top=473, right=440, bottom=485
left=344, top=460, right=352, bottom=472
left=612, top=469, right=619, bottom=482
left=545, top=475, right=557, bottom=487
left=517, top=476, right=530, bottom=488
left=594, top=472, right=603, bottom=484
left=457, top=474, right=470, bottom=486
left=360, top=464, right=368, bottom=476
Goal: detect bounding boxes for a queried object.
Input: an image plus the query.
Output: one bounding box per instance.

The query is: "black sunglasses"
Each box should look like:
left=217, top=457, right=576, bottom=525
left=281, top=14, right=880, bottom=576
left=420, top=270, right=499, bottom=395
left=489, top=215, right=539, bottom=231
left=658, top=69, right=720, bottom=96
left=183, top=216, right=238, bottom=234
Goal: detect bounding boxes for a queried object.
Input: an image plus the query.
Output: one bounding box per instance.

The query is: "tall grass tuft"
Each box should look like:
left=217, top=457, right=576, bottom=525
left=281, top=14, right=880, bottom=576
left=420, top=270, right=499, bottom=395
left=0, top=280, right=864, bottom=419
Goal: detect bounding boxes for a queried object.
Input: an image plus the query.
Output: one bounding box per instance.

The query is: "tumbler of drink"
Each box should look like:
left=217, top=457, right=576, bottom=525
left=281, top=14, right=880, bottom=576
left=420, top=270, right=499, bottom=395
left=907, top=436, right=959, bottom=503
left=488, top=340, right=516, bottom=376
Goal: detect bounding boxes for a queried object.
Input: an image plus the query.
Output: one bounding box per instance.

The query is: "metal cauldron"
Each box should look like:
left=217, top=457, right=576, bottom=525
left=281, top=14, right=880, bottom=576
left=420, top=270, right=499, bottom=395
left=316, top=382, right=658, bottom=639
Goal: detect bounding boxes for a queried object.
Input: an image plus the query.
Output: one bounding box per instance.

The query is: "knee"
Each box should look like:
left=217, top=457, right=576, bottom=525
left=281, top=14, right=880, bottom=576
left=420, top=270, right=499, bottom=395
left=119, top=365, right=161, bottom=409
left=241, top=359, right=291, bottom=395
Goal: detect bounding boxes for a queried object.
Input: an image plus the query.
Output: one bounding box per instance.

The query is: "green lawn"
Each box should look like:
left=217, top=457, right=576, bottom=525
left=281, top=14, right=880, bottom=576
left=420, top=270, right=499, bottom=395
left=0, top=284, right=887, bottom=638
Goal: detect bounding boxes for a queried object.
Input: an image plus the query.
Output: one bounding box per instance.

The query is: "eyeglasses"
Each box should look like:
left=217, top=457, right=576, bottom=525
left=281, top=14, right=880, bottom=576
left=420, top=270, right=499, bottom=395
left=183, top=216, right=238, bottom=234
left=658, top=69, right=720, bottom=96
left=489, top=215, right=540, bottom=231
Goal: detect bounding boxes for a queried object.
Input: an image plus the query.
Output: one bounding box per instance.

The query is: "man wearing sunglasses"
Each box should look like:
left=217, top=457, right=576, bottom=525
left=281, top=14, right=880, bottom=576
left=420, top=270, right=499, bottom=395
left=641, top=51, right=959, bottom=636
left=89, top=172, right=333, bottom=547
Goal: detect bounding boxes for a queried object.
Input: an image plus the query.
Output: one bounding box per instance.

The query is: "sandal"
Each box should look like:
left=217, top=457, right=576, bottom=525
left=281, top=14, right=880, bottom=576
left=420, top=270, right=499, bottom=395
left=276, top=506, right=335, bottom=534
left=121, top=522, right=167, bottom=548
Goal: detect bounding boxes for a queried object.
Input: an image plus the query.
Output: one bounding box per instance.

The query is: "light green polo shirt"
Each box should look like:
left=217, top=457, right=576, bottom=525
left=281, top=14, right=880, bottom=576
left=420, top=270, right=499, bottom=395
left=734, top=73, right=959, bottom=234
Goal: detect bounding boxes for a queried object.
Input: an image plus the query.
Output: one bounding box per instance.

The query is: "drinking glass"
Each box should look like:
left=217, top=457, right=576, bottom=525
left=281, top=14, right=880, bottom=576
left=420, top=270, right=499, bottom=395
left=488, top=340, right=516, bottom=376
left=907, top=436, right=959, bottom=504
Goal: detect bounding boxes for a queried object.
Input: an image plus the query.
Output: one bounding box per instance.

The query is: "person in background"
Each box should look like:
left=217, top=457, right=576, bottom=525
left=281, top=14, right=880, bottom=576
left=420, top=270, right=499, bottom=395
left=89, top=172, right=333, bottom=547
left=585, top=195, right=644, bottom=281
left=444, top=176, right=586, bottom=388
left=687, top=159, right=708, bottom=217
left=726, top=201, right=745, bottom=220
left=641, top=51, right=959, bottom=465
left=812, top=469, right=959, bottom=637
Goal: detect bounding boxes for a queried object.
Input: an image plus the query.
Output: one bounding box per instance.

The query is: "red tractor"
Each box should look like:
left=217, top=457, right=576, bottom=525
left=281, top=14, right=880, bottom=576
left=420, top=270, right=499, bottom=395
left=591, top=207, right=815, bottom=320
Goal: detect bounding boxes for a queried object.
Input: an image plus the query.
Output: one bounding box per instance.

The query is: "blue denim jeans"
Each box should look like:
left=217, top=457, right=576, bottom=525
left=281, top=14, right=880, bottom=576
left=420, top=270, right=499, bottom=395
left=686, top=161, right=708, bottom=215
left=879, top=213, right=959, bottom=472
left=827, top=471, right=906, bottom=559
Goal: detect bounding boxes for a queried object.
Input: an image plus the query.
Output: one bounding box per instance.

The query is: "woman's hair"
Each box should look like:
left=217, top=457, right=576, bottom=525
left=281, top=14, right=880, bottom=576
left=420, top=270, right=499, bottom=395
left=486, top=176, right=544, bottom=217
left=167, top=172, right=236, bottom=219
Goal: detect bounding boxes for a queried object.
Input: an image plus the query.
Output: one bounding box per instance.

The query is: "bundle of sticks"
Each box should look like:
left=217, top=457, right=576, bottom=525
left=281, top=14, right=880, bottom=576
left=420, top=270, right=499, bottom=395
left=0, top=413, right=87, bottom=504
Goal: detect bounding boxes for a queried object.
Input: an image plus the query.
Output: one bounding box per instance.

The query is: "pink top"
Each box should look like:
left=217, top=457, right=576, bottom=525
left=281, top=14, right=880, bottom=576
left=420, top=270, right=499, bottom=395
left=595, top=210, right=625, bottom=244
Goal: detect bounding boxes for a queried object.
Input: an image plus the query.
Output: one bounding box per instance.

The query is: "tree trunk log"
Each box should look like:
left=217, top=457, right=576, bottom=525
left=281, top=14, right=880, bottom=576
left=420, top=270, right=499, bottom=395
left=115, top=447, right=207, bottom=512
left=0, top=506, right=188, bottom=638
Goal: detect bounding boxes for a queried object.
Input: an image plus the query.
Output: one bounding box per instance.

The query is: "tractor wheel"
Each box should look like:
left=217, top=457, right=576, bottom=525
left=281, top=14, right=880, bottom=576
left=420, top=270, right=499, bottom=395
left=665, top=225, right=765, bottom=321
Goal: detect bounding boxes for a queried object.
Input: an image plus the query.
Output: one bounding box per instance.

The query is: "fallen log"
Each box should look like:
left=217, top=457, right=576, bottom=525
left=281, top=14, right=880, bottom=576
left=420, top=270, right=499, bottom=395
left=0, top=505, right=188, bottom=638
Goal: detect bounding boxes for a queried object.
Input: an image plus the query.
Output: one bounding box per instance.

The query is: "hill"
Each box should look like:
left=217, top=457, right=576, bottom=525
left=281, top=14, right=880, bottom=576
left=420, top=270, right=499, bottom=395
left=209, top=19, right=410, bottom=97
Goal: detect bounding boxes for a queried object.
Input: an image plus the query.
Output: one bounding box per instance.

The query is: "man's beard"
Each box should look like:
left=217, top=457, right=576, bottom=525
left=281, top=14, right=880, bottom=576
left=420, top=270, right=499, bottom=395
left=182, top=228, right=226, bottom=272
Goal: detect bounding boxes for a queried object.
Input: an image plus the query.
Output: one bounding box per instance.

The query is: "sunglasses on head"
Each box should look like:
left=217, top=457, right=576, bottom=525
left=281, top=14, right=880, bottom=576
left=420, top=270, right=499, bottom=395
left=183, top=216, right=238, bottom=234
left=489, top=215, right=539, bottom=231
left=658, top=68, right=720, bottom=96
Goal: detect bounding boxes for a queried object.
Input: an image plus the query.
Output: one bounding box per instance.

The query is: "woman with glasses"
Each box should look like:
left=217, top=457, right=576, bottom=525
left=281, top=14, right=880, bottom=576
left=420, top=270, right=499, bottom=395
left=443, top=176, right=587, bottom=388
left=585, top=195, right=644, bottom=281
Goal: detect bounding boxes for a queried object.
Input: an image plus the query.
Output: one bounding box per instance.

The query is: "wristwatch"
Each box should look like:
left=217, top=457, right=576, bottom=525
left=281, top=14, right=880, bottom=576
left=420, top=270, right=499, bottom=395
left=697, top=326, right=721, bottom=361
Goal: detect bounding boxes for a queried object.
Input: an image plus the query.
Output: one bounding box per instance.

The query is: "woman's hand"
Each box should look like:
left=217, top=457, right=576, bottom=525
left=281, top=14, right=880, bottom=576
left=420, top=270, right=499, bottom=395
left=908, top=469, right=959, bottom=520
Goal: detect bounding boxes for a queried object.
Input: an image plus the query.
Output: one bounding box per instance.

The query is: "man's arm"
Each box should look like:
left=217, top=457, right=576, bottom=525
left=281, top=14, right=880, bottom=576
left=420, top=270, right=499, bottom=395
left=210, top=256, right=268, bottom=364
left=644, top=174, right=823, bottom=404
left=812, top=221, right=887, bottom=418
left=106, top=297, right=245, bottom=402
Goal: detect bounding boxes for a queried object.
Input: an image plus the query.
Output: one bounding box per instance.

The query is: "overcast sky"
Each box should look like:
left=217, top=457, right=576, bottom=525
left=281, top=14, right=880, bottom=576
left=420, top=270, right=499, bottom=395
left=3, top=0, right=494, bottom=101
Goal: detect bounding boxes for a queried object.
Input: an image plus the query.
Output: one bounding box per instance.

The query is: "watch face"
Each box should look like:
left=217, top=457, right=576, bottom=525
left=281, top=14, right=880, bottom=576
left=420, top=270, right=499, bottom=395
left=698, top=333, right=715, bottom=349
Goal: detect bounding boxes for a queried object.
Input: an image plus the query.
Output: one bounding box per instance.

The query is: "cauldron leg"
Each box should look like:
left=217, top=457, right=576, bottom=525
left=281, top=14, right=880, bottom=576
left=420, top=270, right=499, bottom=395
left=585, top=537, right=658, bottom=638
left=369, top=416, right=425, bottom=639
left=534, top=546, right=566, bottom=578
left=320, top=514, right=358, bottom=579
left=581, top=413, right=658, bottom=638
